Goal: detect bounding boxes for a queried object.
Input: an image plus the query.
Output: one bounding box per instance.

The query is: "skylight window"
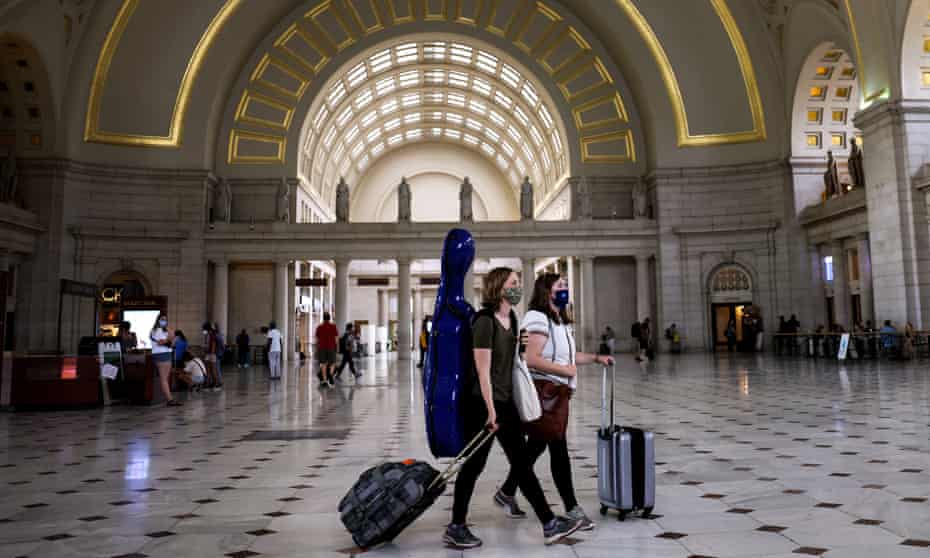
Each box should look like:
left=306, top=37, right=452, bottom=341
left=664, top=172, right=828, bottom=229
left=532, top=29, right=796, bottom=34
left=327, top=82, right=347, bottom=107
left=464, top=133, right=479, bottom=145
left=336, top=107, right=353, bottom=128
left=539, top=106, right=553, bottom=129
left=370, top=49, right=392, bottom=73
left=500, top=64, right=520, bottom=88
left=521, top=82, right=539, bottom=105
left=366, top=128, right=382, bottom=142
left=406, top=129, right=422, bottom=140
left=493, top=91, right=513, bottom=109
left=332, top=142, right=345, bottom=160
left=522, top=143, right=534, bottom=161
left=447, top=92, right=465, bottom=107
left=471, top=77, right=491, bottom=96
left=481, top=143, right=495, bottom=156
left=425, top=91, right=443, bottom=104
left=542, top=149, right=551, bottom=170
left=466, top=118, right=482, bottom=131
left=446, top=112, right=463, bottom=124
left=450, top=43, right=473, bottom=64
left=312, top=107, right=328, bottom=131
left=425, top=69, right=445, bottom=84
left=357, top=154, right=369, bottom=169
left=507, top=125, right=521, bottom=142
left=388, top=133, right=403, bottom=145
left=476, top=51, right=498, bottom=74
left=398, top=70, right=419, bottom=87
left=530, top=125, right=543, bottom=146
left=403, top=112, right=421, bottom=124
left=375, top=76, right=395, bottom=96
left=449, top=71, right=469, bottom=88
left=551, top=131, right=562, bottom=153
left=501, top=141, right=514, bottom=157
left=484, top=128, right=500, bottom=142
left=372, top=142, right=385, bottom=155
left=395, top=43, right=417, bottom=64
left=444, top=129, right=461, bottom=139
left=361, top=110, right=377, bottom=127
left=322, top=126, right=337, bottom=146
left=401, top=92, right=420, bottom=107
left=468, top=99, right=487, bottom=115
left=345, top=124, right=360, bottom=142
left=380, top=98, right=398, bottom=114
left=513, top=106, right=529, bottom=126
left=423, top=42, right=446, bottom=61
left=488, top=110, right=505, bottom=127
left=347, top=63, right=368, bottom=87
left=384, top=117, right=401, bottom=131
left=355, top=89, right=373, bottom=108
left=431, top=127, right=442, bottom=136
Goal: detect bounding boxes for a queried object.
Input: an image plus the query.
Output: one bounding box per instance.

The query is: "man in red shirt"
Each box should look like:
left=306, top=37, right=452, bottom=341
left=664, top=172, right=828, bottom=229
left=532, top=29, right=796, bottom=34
left=315, top=312, right=339, bottom=387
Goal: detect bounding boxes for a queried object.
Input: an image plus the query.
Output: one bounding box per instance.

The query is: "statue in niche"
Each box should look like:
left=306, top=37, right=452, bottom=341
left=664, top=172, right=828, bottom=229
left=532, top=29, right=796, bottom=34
left=336, top=177, right=350, bottom=223
left=214, top=177, right=231, bottom=223
left=459, top=177, right=473, bottom=222
left=397, top=177, right=411, bottom=223
left=823, top=150, right=840, bottom=199
left=520, top=176, right=533, bottom=220
left=0, top=149, right=17, bottom=205
left=277, top=178, right=290, bottom=222
left=575, top=176, right=592, bottom=220
left=633, top=176, right=649, bottom=219
left=848, top=137, right=865, bottom=189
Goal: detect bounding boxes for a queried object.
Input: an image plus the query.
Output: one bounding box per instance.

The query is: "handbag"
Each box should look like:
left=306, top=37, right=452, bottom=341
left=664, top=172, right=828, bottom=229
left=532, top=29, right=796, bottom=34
left=523, top=316, right=574, bottom=441
left=512, top=345, right=541, bottom=422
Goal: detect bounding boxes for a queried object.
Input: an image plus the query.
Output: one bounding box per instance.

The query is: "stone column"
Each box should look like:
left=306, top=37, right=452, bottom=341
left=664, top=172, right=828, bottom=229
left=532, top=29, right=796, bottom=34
left=413, top=287, right=423, bottom=341
left=579, top=256, right=596, bottom=352
left=857, top=234, right=874, bottom=325
left=521, top=257, right=535, bottom=315
left=397, top=259, right=412, bottom=360
left=464, top=267, right=476, bottom=307
left=274, top=261, right=288, bottom=357
left=635, top=255, right=651, bottom=325
left=831, top=240, right=849, bottom=327
left=809, top=245, right=825, bottom=328
left=335, top=259, right=350, bottom=331
left=378, top=289, right=388, bottom=327
left=212, top=260, right=229, bottom=338
left=287, top=262, right=296, bottom=360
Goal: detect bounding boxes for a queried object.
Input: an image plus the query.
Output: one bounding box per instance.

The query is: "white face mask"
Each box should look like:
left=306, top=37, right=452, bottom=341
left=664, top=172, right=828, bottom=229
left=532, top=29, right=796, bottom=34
left=203, top=330, right=208, bottom=336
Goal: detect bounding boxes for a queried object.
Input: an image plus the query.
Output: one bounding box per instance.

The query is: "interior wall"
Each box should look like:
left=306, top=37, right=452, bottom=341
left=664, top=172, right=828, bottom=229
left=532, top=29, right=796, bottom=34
left=593, top=257, right=637, bottom=353
left=228, top=263, right=274, bottom=341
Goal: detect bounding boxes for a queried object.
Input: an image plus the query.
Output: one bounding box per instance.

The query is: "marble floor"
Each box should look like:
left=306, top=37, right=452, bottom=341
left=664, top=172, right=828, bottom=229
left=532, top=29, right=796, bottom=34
left=1, top=353, right=929, bottom=558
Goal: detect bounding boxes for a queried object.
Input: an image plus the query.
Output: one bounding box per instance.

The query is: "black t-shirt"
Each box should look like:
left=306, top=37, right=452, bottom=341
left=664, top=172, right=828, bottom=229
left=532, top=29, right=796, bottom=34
left=471, top=312, right=515, bottom=402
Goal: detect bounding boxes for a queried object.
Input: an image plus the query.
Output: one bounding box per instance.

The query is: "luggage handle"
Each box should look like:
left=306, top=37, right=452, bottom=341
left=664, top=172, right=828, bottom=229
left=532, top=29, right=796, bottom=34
left=600, top=363, right=615, bottom=430
left=429, top=427, right=495, bottom=491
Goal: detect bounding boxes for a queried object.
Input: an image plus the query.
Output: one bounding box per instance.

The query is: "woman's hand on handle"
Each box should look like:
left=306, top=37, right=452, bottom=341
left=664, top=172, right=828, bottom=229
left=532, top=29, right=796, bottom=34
left=596, top=355, right=614, bottom=366
left=485, top=406, right=499, bottom=433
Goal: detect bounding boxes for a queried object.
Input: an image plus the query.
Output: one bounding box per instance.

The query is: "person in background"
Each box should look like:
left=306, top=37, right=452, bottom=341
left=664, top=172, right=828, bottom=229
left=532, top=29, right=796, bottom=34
left=118, top=321, right=138, bottom=353
left=444, top=267, right=581, bottom=549
left=236, top=328, right=250, bottom=368
left=603, top=325, right=615, bottom=354
left=665, top=323, right=681, bottom=353
left=418, top=318, right=430, bottom=368
left=172, top=330, right=188, bottom=370
left=315, top=313, right=338, bottom=387
left=266, top=321, right=283, bottom=380
left=176, top=351, right=206, bottom=391
left=639, top=317, right=652, bottom=360
left=776, top=316, right=787, bottom=354
left=880, top=320, right=897, bottom=356
left=336, top=322, right=360, bottom=380
left=725, top=319, right=737, bottom=352
left=151, top=313, right=181, bottom=407
left=202, top=322, right=221, bottom=391
left=903, top=321, right=915, bottom=359
left=212, top=322, right=225, bottom=386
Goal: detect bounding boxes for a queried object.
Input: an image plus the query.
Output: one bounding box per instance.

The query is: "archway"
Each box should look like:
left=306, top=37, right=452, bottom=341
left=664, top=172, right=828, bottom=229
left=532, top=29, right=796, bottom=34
left=97, top=269, right=152, bottom=338
left=901, top=0, right=930, bottom=100
left=790, top=43, right=861, bottom=212
left=707, top=264, right=754, bottom=350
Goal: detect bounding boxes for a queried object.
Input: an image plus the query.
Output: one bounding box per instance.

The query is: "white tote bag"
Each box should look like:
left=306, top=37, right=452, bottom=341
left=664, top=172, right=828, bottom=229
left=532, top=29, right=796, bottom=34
left=512, top=346, right=542, bottom=422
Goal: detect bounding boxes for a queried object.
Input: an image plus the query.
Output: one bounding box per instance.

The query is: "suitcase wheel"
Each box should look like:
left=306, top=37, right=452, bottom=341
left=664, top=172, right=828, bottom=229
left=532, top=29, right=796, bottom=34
left=618, top=510, right=627, bottom=522
left=599, top=505, right=608, bottom=516
left=642, top=506, right=653, bottom=518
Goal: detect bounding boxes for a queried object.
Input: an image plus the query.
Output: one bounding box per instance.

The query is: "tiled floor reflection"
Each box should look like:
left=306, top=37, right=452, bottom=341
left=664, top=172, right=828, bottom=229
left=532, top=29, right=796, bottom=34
left=0, top=353, right=929, bottom=557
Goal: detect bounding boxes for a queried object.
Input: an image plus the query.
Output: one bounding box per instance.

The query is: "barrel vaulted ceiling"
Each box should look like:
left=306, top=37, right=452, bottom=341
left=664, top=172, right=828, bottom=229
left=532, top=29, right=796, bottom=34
left=75, top=0, right=788, bottom=174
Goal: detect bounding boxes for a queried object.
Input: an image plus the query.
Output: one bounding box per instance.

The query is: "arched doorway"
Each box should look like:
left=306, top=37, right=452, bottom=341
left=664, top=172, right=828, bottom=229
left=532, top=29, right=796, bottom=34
left=708, top=264, right=754, bottom=350
left=98, top=269, right=153, bottom=338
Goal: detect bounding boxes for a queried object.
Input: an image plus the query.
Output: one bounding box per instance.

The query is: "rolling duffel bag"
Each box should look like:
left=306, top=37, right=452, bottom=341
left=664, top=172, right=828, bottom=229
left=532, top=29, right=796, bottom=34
left=339, top=428, right=493, bottom=548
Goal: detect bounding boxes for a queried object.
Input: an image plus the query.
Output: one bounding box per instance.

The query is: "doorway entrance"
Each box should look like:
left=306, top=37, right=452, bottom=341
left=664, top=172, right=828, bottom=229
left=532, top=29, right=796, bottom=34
left=708, top=264, right=754, bottom=351
left=712, top=303, right=752, bottom=350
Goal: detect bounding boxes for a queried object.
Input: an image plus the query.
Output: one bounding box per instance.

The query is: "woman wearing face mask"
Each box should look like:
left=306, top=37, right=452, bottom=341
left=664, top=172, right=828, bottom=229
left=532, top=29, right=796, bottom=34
left=444, top=267, right=581, bottom=549
left=496, top=273, right=612, bottom=530
left=150, top=313, right=181, bottom=406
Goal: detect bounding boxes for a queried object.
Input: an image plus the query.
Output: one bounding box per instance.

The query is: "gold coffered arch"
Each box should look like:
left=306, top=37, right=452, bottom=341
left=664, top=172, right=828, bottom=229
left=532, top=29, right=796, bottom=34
left=222, top=0, right=638, bottom=167
left=615, top=0, right=767, bottom=147
left=84, top=0, right=241, bottom=147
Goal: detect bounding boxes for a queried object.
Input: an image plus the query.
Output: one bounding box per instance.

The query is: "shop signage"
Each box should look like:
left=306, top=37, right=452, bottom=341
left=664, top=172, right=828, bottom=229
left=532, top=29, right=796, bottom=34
left=100, top=285, right=123, bottom=304
left=296, top=278, right=328, bottom=287
left=121, top=296, right=167, bottom=309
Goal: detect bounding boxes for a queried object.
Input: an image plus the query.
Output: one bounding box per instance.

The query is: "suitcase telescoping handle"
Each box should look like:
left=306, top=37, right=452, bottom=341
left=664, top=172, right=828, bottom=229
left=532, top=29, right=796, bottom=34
left=428, top=427, right=495, bottom=491
left=600, top=363, right=615, bottom=431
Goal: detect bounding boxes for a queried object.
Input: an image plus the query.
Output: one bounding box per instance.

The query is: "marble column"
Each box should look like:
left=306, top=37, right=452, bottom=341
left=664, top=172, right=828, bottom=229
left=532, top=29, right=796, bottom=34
left=397, top=259, right=412, bottom=360
left=464, top=267, right=476, bottom=307
left=831, top=240, right=849, bottom=327
left=287, top=262, right=296, bottom=360
left=413, top=288, right=423, bottom=340
left=274, top=261, right=288, bottom=357
left=378, top=289, right=388, bottom=327
left=810, top=245, right=826, bottom=328
left=335, top=259, right=350, bottom=331
left=212, top=260, right=229, bottom=339
left=580, top=256, right=596, bottom=352
left=857, top=234, right=874, bottom=325
left=521, top=257, right=535, bottom=315
left=635, top=255, right=651, bottom=325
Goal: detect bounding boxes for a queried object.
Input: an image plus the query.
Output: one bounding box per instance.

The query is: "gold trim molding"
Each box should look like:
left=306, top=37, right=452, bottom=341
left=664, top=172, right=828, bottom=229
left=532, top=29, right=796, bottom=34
left=84, top=0, right=241, bottom=147
left=615, top=0, right=766, bottom=147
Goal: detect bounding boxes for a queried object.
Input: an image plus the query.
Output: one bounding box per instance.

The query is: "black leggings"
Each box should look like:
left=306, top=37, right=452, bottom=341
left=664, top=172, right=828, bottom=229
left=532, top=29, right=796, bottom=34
left=452, top=399, right=555, bottom=526
left=336, top=351, right=356, bottom=376
left=500, top=437, right=578, bottom=512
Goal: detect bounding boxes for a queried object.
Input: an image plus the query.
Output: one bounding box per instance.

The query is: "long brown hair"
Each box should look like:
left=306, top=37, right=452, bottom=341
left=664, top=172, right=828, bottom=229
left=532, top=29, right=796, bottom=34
left=481, top=267, right=513, bottom=310
left=528, top=273, right=572, bottom=324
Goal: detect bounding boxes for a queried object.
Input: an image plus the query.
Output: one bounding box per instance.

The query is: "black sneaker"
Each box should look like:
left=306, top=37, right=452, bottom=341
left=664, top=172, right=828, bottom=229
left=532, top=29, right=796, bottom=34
left=166, top=399, right=183, bottom=407
left=443, top=523, right=482, bottom=549
left=543, top=516, right=582, bottom=545
left=494, top=489, right=527, bottom=518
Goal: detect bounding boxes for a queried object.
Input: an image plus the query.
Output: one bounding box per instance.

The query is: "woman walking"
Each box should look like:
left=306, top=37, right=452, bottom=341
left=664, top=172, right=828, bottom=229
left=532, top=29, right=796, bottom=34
left=444, top=267, right=581, bottom=549
left=151, top=313, right=181, bottom=407
left=496, top=273, right=612, bottom=530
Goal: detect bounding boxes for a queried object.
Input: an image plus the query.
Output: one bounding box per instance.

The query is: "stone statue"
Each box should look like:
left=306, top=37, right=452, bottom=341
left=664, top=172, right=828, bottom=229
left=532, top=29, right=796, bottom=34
left=459, top=177, right=473, bottom=222
left=397, top=177, right=411, bottom=223
left=336, top=177, right=350, bottom=223
left=575, top=176, right=592, bottom=220
left=204, top=175, right=217, bottom=223
left=214, top=177, right=232, bottom=223
left=0, top=149, right=17, bottom=205
left=520, top=176, right=533, bottom=220
left=633, top=176, right=648, bottom=219
left=823, top=150, right=839, bottom=198
left=848, top=138, right=865, bottom=188
left=277, top=178, right=290, bottom=222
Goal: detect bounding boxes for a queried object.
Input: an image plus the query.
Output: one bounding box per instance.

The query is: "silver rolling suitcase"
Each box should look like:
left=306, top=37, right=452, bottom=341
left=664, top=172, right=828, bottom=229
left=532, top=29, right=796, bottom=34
left=597, top=364, right=656, bottom=520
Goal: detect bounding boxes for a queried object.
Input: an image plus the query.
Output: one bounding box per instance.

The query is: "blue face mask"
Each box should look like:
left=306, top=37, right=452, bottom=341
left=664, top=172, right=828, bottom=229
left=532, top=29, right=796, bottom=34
left=553, top=289, right=570, bottom=309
